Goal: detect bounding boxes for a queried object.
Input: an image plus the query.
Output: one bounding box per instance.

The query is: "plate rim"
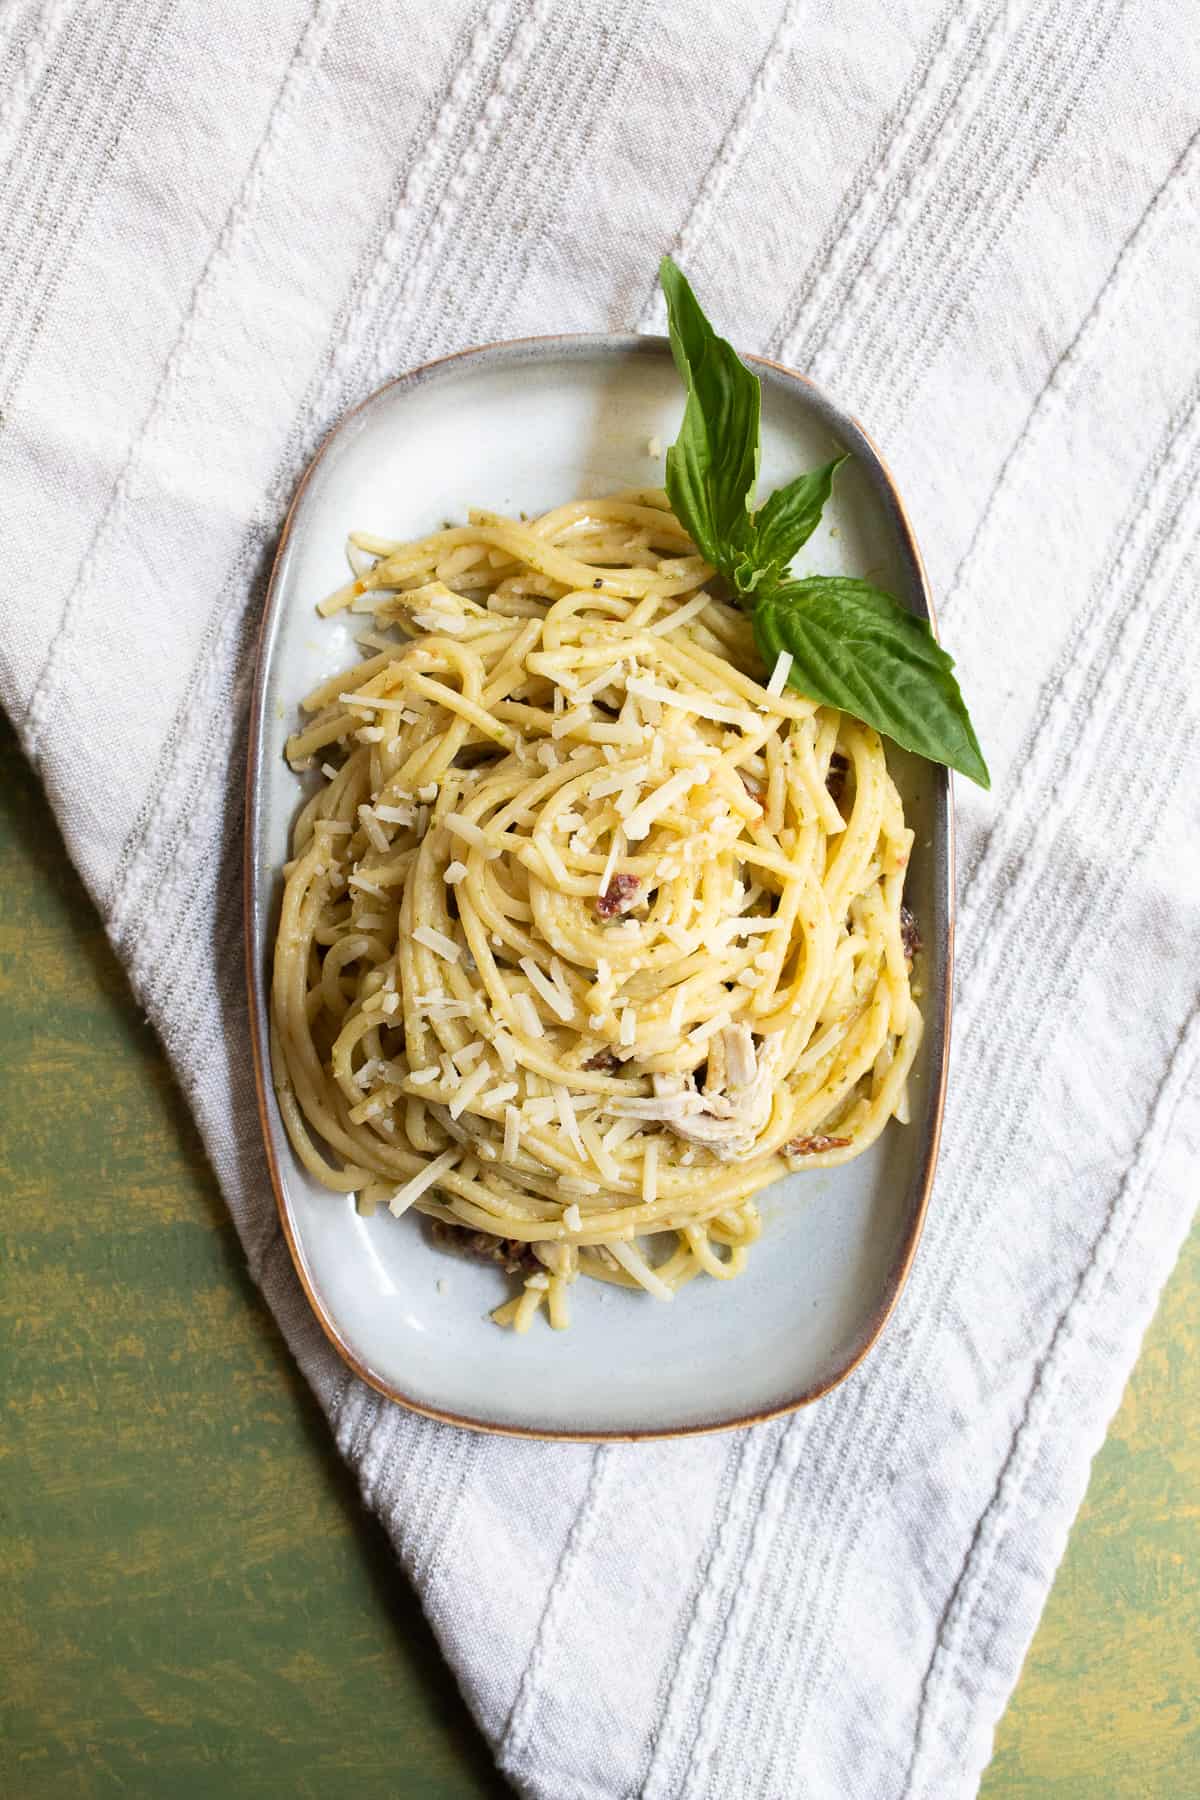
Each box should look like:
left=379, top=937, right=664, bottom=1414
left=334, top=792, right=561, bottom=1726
left=244, top=331, right=955, bottom=1442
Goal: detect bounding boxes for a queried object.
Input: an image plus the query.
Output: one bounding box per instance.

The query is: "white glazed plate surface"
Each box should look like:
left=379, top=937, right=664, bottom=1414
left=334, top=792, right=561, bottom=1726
left=246, top=337, right=951, bottom=1439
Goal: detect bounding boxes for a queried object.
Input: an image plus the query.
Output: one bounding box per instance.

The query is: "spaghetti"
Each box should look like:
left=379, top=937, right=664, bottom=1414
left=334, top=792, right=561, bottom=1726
left=271, top=490, right=922, bottom=1331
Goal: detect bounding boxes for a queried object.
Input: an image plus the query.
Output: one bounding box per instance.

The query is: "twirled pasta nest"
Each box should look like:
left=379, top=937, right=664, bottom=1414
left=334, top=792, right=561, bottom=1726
left=272, top=491, right=921, bottom=1331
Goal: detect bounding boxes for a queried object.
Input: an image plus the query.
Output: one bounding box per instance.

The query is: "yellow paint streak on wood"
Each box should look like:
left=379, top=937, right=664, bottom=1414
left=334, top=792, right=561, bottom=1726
left=0, top=719, right=509, bottom=1800
left=982, top=1218, right=1200, bottom=1795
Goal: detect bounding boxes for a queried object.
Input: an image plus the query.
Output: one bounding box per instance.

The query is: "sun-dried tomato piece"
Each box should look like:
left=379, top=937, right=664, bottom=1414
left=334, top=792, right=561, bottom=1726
left=900, top=905, right=921, bottom=962
left=595, top=873, right=641, bottom=918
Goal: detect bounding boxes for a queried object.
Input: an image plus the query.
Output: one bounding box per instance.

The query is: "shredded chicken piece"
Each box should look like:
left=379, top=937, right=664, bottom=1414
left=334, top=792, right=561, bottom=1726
left=608, top=1028, right=783, bottom=1161
left=609, top=1089, right=706, bottom=1122
left=651, top=1071, right=687, bottom=1097
left=703, top=1026, right=727, bottom=1095
left=720, top=1021, right=757, bottom=1090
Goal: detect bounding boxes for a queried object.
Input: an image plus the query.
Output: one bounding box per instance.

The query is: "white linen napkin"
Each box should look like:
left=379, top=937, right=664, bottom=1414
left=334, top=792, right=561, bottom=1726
left=3, top=2, right=1198, bottom=1793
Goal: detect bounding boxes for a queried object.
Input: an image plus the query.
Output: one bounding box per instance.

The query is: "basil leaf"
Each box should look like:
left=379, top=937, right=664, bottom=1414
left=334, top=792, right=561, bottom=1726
left=749, top=454, right=847, bottom=581
left=660, top=255, right=760, bottom=577
left=753, top=576, right=990, bottom=788
left=657, top=256, right=989, bottom=786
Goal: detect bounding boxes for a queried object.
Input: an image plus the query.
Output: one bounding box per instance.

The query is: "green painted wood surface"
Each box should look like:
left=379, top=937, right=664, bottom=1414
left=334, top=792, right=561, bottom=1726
left=2, top=710, right=1196, bottom=1798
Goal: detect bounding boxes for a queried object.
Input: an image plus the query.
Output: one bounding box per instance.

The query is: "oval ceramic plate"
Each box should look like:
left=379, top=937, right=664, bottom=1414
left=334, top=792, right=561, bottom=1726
left=246, top=335, right=951, bottom=1440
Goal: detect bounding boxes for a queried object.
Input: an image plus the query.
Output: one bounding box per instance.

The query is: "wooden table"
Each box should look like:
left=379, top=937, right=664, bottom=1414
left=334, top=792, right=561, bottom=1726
left=3, top=712, right=1196, bottom=1798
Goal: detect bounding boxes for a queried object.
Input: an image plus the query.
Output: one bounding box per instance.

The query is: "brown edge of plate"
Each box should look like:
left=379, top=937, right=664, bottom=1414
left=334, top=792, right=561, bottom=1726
left=244, top=333, right=954, bottom=1442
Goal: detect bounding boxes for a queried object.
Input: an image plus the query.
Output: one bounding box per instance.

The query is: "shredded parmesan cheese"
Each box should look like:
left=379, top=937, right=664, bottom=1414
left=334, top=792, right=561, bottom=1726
left=551, top=705, right=592, bottom=738
left=766, top=649, right=794, bottom=697
left=621, top=768, right=703, bottom=842
left=519, top=956, right=574, bottom=1023
left=448, top=1061, right=492, bottom=1119
left=598, top=825, right=627, bottom=898
left=413, top=924, right=460, bottom=962
left=554, top=1084, right=586, bottom=1157
left=358, top=805, right=390, bottom=852
left=513, top=993, right=544, bottom=1039
left=388, top=1148, right=459, bottom=1217
left=642, top=1136, right=658, bottom=1203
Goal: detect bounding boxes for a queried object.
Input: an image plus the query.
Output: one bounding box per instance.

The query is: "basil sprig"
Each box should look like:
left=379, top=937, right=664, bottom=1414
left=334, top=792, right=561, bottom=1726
left=659, top=256, right=989, bottom=788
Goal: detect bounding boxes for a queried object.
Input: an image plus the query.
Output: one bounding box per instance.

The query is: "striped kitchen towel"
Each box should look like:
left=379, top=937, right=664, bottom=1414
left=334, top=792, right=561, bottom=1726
left=1, top=2, right=1197, bottom=1793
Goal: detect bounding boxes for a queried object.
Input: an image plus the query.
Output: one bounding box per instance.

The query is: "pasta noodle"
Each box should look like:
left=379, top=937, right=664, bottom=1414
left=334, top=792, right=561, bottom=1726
left=271, top=490, right=922, bottom=1332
